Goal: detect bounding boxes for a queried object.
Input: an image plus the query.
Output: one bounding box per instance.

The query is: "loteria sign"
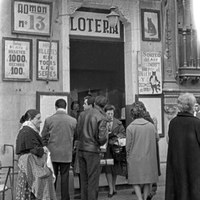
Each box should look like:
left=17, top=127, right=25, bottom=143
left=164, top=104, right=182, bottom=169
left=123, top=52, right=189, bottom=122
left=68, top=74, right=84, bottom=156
left=70, top=11, right=120, bottom=38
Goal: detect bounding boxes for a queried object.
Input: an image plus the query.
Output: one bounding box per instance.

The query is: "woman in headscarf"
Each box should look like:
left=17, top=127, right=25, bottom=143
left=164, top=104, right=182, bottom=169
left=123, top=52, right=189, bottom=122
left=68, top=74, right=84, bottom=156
left=126, top=101, right=158, bottom=200
left=15, top=109, right=57, bottom=200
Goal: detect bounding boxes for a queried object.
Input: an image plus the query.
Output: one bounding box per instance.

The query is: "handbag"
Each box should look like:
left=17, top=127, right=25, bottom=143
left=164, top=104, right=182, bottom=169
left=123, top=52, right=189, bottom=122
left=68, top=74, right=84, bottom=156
left=111, top=141, right=126, bottom=162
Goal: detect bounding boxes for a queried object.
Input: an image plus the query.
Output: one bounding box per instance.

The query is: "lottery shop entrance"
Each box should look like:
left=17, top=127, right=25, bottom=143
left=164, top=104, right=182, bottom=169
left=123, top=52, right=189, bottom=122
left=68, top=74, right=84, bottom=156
left=70, top=38, right=125, bottom=119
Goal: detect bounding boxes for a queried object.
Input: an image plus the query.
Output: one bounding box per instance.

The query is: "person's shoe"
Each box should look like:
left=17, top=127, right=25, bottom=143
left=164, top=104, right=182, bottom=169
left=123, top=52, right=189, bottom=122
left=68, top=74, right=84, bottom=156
left=113, top=191, right=117, bottom=195
left=108, top=193, right=113, bottom=198
left=146, top=194, right=153, bottom=200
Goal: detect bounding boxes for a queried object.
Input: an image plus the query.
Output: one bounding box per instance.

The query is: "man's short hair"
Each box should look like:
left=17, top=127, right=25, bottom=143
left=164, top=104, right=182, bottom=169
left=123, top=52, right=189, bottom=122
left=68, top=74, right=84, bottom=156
left=84, top=96, right=95, bottom=106
left=95, top=95, right=108, bottom=108
left=104, top=104, right=115, bottom=112
left=55, top=99, right=67, bottom=109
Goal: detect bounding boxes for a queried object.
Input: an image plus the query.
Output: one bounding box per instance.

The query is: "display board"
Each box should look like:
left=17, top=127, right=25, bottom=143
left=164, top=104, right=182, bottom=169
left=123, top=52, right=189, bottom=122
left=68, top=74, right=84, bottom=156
left=36, top=91, right=70, bottom=132
left=136, top=95, right=164, bottom=137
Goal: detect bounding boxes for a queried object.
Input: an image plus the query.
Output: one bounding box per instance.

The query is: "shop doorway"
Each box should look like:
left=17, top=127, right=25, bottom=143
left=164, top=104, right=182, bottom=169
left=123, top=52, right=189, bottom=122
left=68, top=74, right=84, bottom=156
left=70, top=38, right=125, bottom=119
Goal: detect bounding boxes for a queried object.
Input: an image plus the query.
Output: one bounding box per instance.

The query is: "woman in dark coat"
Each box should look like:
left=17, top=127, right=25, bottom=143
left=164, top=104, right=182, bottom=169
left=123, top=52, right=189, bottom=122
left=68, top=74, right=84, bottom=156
left=165, top=93, right=200, bottom=200
left=102, top=104, right=126, bottom=198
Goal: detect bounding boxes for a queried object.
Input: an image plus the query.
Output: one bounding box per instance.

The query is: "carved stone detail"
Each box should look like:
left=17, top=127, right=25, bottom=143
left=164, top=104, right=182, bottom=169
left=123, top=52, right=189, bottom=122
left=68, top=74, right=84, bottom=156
left=67, top=1, right=83, bottom=15
left=163, top=0, right=176, bottom=81
left=67, top=0, right=132, bottom=22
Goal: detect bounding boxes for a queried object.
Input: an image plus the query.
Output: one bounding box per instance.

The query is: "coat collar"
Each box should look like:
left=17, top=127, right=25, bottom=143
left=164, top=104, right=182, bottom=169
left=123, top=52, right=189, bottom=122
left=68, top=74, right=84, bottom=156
left=131, top=118, right=149, bottom=125
left=177, top=111, right=194, bottom=117
left=94, top=105, right=106, bottom=116
left=56, top=108, right=67, bottom=114
left=111, top=118, right=122, bottom=130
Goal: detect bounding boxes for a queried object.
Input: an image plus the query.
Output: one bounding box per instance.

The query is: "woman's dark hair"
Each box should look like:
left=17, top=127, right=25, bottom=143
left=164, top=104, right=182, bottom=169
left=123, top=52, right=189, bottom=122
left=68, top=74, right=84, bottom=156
left=130, top=101, right=147, bottom=120
left=20, top=109, right=40, bottom=124
left=70, top=100, right=79, bottom=110
left=104, top=104, right=115, bottom=112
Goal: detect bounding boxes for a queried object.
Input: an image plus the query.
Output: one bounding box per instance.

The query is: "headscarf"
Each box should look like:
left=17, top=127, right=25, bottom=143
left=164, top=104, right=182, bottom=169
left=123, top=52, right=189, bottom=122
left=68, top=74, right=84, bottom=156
left=19, top=109, right=40, bottom=133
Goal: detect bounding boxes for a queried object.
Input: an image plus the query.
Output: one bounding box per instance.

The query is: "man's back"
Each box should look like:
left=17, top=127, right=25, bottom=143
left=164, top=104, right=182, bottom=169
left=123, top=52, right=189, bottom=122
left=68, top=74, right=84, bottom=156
left=42, top=109, right=77, bottom=162
left=78, top=106, right=107, bottom=153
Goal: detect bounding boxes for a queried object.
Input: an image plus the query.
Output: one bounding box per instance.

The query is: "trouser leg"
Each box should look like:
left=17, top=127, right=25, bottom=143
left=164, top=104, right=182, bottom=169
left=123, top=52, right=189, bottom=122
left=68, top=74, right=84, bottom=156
left=60, top=163, right=71, bottom=200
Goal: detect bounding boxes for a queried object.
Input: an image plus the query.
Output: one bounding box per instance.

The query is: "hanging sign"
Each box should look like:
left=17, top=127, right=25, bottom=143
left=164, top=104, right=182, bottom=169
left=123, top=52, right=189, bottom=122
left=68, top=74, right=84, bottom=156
left=70, top=11, right=120, bottom=38
left=12, top=0, right=52, bottom=36
left=2, top=37, right=32, bottom=81
left=138, top=52, right=162, bottom=94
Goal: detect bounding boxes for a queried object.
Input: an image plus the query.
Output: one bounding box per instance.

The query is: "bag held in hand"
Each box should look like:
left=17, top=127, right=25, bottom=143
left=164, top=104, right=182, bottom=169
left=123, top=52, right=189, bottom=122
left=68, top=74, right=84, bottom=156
left=111, top=142, right=126, bottom=162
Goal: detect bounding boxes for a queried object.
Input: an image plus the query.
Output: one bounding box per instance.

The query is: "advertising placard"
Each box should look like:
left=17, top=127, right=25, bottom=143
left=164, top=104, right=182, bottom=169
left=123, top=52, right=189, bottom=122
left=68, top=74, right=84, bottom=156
left=2, top=37, right=32, bottom=81
left=70, top=11, right=121, bottom=39
left=12, top=0, right=52, bottom=36
left=138, top=52, right=162, bottom=94
left=37, top=40, right=59, bottom=81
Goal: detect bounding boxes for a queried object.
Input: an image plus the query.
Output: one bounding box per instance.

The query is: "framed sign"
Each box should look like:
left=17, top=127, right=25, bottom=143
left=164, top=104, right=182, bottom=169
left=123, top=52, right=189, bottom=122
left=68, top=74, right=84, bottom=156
left=138, top=51, right=162, bottom=94
left=12, top=0, right=52, bottom=36
left=37, top=40, right=59, bottom=81
left=2, top=37, right=32, bottom=81
left=141, top=9, right=161, bottom=42
left=136, top=95, right=164, bottom=137
left=36, top=91, right=70, bottom=132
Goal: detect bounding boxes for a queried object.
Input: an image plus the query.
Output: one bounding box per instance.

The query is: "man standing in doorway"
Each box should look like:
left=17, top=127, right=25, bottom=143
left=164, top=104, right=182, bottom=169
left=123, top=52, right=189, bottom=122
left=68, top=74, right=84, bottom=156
left=41, top=98, right=77, bottom=200
left=77, top=95, right=108, bottom=200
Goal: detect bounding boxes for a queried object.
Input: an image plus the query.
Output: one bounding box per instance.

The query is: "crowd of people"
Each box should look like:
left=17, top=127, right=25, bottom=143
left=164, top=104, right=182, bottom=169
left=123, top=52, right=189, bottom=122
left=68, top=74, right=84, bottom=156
left=15, top=92, right=200, bottom=200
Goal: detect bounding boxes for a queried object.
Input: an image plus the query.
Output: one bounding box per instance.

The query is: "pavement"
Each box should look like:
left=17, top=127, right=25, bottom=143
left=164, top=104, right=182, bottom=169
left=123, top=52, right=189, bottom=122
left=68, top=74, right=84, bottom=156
left=98, top=186, right=165, bottom=200
left=71, top=162, right=166, bottom=200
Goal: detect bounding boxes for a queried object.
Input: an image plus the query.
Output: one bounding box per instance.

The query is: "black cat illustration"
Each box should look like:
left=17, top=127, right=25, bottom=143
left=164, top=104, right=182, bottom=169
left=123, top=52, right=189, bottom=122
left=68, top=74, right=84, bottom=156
left=149, top=71, right=160, bottom=94
left=146, top=17, right=157, bottom=36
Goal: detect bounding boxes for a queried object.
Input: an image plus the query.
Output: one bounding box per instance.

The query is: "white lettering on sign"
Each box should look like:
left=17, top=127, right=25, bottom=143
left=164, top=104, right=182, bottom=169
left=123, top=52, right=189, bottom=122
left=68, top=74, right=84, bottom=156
left=13, top=1, right=51, bottom=35
left=69, top=11, right=120, bottom=38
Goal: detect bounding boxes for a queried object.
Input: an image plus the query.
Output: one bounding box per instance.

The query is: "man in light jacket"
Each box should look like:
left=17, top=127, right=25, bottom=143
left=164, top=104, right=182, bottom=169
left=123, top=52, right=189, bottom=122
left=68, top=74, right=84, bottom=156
left=41, top=98, right=77, bottom=200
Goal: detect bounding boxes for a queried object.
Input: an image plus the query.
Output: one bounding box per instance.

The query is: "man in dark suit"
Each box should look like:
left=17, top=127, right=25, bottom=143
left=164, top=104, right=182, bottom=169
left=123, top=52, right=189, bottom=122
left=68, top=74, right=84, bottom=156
left=41, top=99, right=77, bottom=200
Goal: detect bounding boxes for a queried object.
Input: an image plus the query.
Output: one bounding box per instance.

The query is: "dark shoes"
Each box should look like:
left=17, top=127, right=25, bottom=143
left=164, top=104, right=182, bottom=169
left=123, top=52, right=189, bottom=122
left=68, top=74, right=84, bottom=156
left=107, top=191, right=117, bottom=198
left=107, top=193, right=113, bottom=198
left=146, top=194, right=153, bottom=200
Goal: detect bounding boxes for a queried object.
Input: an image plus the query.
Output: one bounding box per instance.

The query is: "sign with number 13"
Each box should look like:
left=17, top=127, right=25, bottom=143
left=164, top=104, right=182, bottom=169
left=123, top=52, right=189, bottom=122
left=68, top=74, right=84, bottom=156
left=12, top=0, right=52, bottom=36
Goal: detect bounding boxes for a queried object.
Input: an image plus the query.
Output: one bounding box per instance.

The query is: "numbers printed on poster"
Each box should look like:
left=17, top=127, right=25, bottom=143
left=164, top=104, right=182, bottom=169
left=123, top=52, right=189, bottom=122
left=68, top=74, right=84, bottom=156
left=9, top=54, right=26, bottom=62
left=18, top=15, right=46, bottom=31
left=11, top=67, right=23, bottom=75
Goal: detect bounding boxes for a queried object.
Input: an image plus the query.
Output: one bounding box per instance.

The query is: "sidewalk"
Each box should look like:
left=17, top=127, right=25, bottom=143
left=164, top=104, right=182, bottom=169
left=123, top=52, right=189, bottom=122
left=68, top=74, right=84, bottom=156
left=98, top=185, right=165, bottom=200
left=72, top=162, right=166, bottom=200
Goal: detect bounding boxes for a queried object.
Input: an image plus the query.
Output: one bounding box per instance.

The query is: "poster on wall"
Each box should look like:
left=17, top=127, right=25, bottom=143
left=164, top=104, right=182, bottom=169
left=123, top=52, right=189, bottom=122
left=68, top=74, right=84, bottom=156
left=137, top=95, right=164, bottom=137
left=37, top=40, right=59, bottom=81
left=36, top=92, right=70, bottom=132
left=12, top=0, right=52, bottom=36
left=2, top=37, right=32, bottom=81
left=138, top=51, right=162, bottom=94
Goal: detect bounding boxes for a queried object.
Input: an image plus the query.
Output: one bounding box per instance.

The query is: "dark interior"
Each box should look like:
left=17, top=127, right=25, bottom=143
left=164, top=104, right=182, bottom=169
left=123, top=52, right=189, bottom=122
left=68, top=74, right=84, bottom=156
left=70, top=39, right=125, bottom=118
